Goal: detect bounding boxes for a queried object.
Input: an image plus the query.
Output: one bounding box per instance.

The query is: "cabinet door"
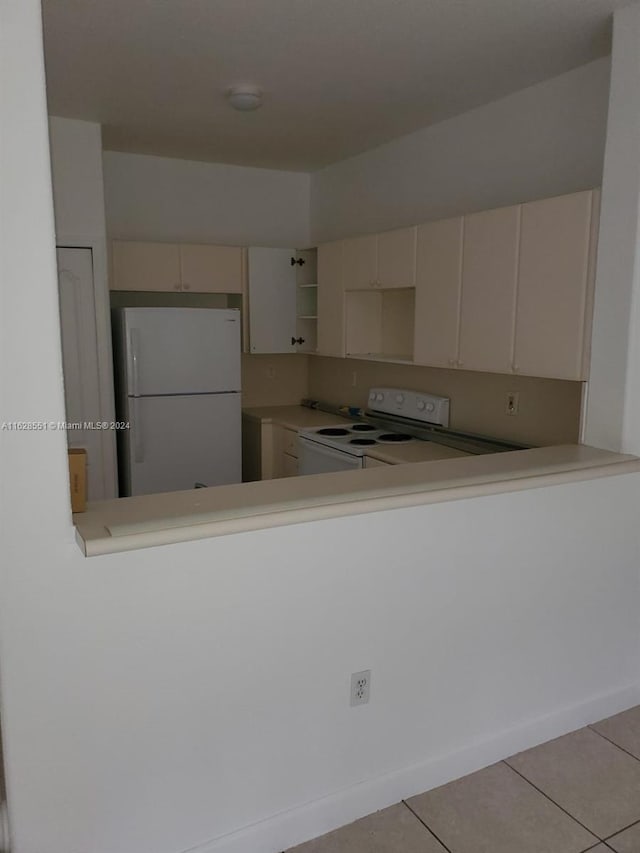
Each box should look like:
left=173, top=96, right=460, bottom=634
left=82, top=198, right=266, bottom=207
left=180, top=244, right=243, bottom=293
left=413, top=218, right=463, bottom=368
left=281, top=453, right=298, bottom=478
left=317, top=241, right=345, bottom=357
left=458, top=205, right=520, bottom=374
left=514, top=190, right=595, bottom=380
left=247, top=247, right=297, bottom=353
left=377, top=226, right=416, bottom=289
left=342, top=235, right=377, bottom=289
left=111, top=241, right=181, bottom=291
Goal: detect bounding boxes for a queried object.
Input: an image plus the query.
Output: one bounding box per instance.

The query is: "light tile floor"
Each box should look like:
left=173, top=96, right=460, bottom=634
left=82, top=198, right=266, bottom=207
left=287, top=705, right=640, bottom=853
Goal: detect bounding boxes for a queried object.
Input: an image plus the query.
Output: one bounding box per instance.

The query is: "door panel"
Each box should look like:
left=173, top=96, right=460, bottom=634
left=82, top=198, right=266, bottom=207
left=57, top=247, right=108, bottom=501
left=127, top=393, right=241, bottom=496
left=180, top=244, right=243, bottom=293
left=111, top=241, right=181, bottom=291
left=458, top=205, right=520, bottom=374
left=317, top=241, right=345, bottom=357
left=413, top=217, right=463, bottom=368
left=377, top=226, right=416, bottom=288
left=123, top=307, right=241, bottom=395
left=342, top=235, right=377, bottom=290
left=248, top=247, right=297, bottom=353
left=515, top=191, right=593, bottom=380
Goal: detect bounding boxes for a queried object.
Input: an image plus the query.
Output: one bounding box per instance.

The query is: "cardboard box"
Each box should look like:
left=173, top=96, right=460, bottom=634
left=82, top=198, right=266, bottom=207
left=68, top=448, right=87, bottom=513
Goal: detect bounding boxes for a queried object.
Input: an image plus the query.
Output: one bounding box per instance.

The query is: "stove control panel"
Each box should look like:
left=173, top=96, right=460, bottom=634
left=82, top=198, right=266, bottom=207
left=367, top=387, right=450, bottom=427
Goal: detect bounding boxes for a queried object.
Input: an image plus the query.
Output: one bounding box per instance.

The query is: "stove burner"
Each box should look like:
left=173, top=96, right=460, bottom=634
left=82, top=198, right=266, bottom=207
left=349, top=438, right=377, bottom=446
left=350, top=423, right=376, bottom=432
left=378, top=433, right=412, bottom=443
left=317, top=428, right=350, bottom=436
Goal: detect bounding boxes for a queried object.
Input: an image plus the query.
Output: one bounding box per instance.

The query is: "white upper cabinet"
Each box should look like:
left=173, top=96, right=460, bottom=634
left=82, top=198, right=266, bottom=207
left=179, top=244, right=243, bottom=293
left=341, top=235, right=377, bottom=290
left=514, top=190, right=598, bottom=380
left=110, top=240, right=243, bottom=293
left=317, top=240, right=345, bottom=357
left=341, top=227, right=416, bottom=290
left=413, top=217, right=463, bottom=369
left=376, top=226, right=417, bottom=289
left=111, top=241, right=181, bottom=292
left=247, top=247, right=297, bottom=354
left=458, top=205, right=520, bottom=374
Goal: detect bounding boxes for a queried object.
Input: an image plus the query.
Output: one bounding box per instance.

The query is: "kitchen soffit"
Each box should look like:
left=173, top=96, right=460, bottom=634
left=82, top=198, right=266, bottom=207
left=42, top=0, right=620, bottom=172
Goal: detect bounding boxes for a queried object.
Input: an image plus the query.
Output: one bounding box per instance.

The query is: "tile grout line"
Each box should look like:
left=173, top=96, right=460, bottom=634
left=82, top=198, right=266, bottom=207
left=502, top=760, right=604, bottom=842
left=602, top=816, right=640, bottom=842
left=588, top=724, right=640, bottom=764
left=402, top=799, right=454, bottom=853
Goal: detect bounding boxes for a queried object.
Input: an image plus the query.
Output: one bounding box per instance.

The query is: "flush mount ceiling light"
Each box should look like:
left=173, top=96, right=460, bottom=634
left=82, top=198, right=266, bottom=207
left=226, top=86, right=263, bottom=111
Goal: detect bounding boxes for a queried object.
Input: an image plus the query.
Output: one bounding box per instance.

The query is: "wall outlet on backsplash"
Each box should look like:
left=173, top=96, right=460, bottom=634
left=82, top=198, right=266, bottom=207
left=266, top=365, right=276, bottom=379
left=505, top=392, right=520, bottom=416
left=351, top=371, right=357, bottom=387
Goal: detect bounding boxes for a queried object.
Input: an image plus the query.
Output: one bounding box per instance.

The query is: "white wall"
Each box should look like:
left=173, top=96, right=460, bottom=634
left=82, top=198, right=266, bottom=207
left=103, top=150, right=311, bottom=247
left=49, top=117, right=108, bottom=239
left=2, top=6, right=640, bottom=853
left=584, top=5, right=640, bottom=455
left=311, top=57, right=610, bottom=242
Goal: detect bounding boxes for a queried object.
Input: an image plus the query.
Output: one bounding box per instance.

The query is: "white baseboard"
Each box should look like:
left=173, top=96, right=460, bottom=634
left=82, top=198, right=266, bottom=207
left=181, top=683, right=640, bottom=853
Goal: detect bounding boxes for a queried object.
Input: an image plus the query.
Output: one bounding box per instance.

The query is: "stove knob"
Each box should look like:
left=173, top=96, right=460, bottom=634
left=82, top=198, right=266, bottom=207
left=395, top=394, right=404, bottom=405
left=417, top=400, right=426, bottom=411
left=375, top=392, right=384, bottom=402
left=369, top=391, right=376, bottom=402
left=425, top=402, right=435, bottom=413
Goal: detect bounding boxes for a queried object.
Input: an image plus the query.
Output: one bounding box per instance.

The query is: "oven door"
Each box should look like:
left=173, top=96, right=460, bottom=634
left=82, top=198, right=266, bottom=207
left=298, top=436, right=364, bottom=475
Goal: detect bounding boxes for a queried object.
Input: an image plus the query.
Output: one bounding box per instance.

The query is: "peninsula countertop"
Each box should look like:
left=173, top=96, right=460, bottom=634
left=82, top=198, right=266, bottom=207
left=74, top=444, right=640, bottom=556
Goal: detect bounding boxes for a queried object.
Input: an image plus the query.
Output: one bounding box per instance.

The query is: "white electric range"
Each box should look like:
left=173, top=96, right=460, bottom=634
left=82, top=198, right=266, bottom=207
left=298, top=388, right=450, bottom=474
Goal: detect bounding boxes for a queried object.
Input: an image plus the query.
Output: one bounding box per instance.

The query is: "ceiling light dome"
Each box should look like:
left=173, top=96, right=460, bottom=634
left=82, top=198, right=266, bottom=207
left=226, top=86, right=263, bottom=112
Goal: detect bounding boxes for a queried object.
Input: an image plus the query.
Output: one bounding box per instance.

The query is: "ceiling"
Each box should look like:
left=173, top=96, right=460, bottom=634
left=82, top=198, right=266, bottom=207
left=41, top=0, right=621, bottom=172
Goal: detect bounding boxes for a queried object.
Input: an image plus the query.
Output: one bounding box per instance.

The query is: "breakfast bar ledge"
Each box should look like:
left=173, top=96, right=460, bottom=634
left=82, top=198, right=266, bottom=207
left=74, top=444, right=640, bottom=556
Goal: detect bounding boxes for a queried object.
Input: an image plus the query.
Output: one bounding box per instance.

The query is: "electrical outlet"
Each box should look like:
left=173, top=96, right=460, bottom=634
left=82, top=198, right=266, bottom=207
left=351, top=371, right=357, bottom=387
left=505, top=392, right=519, bottom=416
left=266, top=365, right=276, bottom=379
left=350, top=670, right=371, bottom=706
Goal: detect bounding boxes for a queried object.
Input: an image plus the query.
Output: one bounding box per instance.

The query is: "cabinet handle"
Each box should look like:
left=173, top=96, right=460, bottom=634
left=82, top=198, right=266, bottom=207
left=512, top=364, right=520, bottom=373
left=182, top=283, right=191, bottom=290
left=173, top=283, right=181, bottom=291
left=290, top=257, right=305, bottom=266
left=291, top=336, right=305, bottom=346
left=448, top=358, right=456, bottom=367
left=457, top=360, right=464, bottom=367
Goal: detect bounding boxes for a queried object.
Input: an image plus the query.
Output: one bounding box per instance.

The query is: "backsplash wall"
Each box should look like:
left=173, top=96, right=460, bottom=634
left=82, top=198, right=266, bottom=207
left=242, top=354, right=309, bottom=407
left=308, top=357, right=583, bottom=446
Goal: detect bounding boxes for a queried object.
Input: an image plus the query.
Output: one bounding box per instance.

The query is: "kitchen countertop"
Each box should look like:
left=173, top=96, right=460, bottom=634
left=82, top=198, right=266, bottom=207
left=242, top=405, right=470, bottom=464
left=74, top=444, right=640, bottom=556
left=242, top=405, right=351, bottom=431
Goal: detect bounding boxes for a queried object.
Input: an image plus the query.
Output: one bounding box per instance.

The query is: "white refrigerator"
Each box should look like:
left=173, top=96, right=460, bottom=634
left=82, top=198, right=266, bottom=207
left=112, top=307, right=242, bottom=497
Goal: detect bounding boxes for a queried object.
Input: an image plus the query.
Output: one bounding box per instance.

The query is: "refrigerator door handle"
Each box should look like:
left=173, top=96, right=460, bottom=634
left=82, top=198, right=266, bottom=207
left=129, top=327, right=141, bottom=397
left=132, top=397, right=144, bottom=463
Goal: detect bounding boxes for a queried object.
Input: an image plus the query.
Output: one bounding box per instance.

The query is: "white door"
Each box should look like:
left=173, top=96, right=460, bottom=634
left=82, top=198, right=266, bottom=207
left=122, top=307, right=241, bottom=395
left=247, top=247, right=297, bottom=353
left=57, top=247, right=110, bottom=501
left=126, top=392, right=241, bottom=496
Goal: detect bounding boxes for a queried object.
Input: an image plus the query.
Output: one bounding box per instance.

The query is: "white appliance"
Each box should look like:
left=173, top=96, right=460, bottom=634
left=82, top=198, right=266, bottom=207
left=112, top=307, right=242, bottom=496
left=298, top=388, right=450, bottom=475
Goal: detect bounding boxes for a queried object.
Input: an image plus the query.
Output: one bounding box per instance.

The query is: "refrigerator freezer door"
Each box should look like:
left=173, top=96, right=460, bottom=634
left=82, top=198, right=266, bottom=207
left=123, top=307, right=241, bottom=395
left=123, top=392, right=241, bottom=496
